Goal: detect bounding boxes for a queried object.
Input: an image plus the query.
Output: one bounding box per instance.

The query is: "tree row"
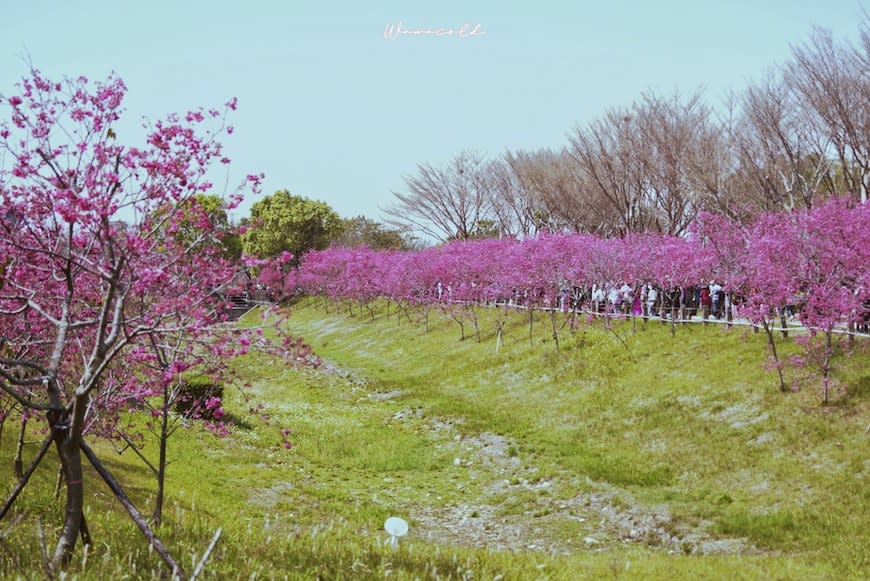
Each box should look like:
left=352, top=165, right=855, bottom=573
left=384, top=22, right=869, bottom=241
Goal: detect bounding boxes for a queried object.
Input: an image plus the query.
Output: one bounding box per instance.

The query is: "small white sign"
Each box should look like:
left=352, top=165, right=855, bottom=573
left=384, top=516, right=409, bottom=548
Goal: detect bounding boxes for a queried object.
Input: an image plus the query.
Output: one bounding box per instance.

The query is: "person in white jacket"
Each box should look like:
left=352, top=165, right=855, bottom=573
left=646, top=285, right=658, bottom=317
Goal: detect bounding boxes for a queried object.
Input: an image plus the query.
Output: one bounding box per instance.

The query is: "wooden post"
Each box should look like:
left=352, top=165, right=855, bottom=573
left=0, top=433, right=53, bottom=521
left=81, top=441, right=186, bottom=579
left=726, top=292, right=733, bottom=328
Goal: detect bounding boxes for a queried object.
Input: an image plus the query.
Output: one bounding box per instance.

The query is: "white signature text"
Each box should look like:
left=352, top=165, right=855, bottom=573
left=384, top=21, right=487, bottom=40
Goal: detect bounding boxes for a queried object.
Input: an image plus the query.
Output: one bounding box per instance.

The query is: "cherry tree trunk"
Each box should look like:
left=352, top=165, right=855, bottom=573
left=468, top=305, right=481, bottom=343
left=152, top=392, right=171, bottom=527
left=52, top=441, right=84, bottom=566
left=822, top=330, right=834, bottom=404
left=528, top=308, right=534, bottom=346
left=549, top=310, right=559, bottom=350
left=51, top=395, right=88, bottom=567
left=13, top=416, right=27, bottom=479
left=761, top=320, right=787, bottom=393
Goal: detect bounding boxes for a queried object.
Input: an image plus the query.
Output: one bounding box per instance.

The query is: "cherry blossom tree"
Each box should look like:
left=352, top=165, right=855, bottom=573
left=290, top=199, right=868, bottom=399
left=787, top=198, right=870, bottom=401
left=0, top=67, right=290, bottom=576
left=695, top=210, right=800, bottom=390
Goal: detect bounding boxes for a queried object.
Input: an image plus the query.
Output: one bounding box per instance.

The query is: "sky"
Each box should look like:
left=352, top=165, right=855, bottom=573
left=1, top=0, right=866, bottom=223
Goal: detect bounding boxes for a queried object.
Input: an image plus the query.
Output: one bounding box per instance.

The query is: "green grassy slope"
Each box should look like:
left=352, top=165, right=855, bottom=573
left=273, top=299, right=868, bottom=577
left=0, top=298, right=866, bottom=579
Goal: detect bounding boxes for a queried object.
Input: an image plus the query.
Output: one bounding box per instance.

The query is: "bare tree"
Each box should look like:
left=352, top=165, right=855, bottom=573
left=384, top=151, right=496, bottom=242
left=788, top=26, right=870, bottom=203
left=860, top=16, right=870, bottom=74
left=731, top=70, right=833, bottom=212
left=385, top=21, right=867, bottom=240
left=486, top=154, right=541, bottom=238
left=568, top=108, right=655, bottom=235
left=501, top=148, right=616, bottom=235
left=685, top=95, right=751, bottom=221
left=635, top=91, right=714, bottom=235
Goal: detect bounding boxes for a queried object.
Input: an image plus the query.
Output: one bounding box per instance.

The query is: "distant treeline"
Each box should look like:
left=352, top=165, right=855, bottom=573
left=384, top=22, right=869, bottom=242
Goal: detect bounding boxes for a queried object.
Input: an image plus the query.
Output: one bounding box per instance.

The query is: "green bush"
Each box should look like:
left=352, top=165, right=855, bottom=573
left=174, top=374, right=223, bottom=419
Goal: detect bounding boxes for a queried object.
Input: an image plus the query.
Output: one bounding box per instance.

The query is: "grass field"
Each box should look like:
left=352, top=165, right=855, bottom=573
left=1, top=298, right=868, bottom=579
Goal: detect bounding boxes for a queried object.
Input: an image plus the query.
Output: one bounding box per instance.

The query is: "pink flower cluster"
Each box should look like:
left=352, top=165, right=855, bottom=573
left=0, top=68, right=310, bottom=446
left=288, top=198, right=870, bottom=331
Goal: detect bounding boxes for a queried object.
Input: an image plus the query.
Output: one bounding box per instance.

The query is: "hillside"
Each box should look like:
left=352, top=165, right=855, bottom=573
left=260, top=298, right=869, bottom=578
left=1, top=298, right=867, bottom=579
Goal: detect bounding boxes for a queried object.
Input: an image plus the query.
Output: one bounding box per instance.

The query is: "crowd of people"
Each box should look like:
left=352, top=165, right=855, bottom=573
left=428, top=280, right=870, bottom=332
left=483, top=281, right=869, bottom=332
left=502, top=281, right=738, bottom=321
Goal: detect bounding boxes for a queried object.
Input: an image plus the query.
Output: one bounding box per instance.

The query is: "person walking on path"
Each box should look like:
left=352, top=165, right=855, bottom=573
left=700, top=284, right=712, bottom=322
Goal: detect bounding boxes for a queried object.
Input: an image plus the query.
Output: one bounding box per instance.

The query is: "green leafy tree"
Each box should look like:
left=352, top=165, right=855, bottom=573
left=331, top=215, right=413, bottom=249
left=242, top=190, right=342, bottom=261
left=172, top=193, right=243, bottom=262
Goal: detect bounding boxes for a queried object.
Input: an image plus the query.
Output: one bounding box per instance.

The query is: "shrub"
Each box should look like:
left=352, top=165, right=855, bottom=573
left=175, top=374, right=224, bottom=419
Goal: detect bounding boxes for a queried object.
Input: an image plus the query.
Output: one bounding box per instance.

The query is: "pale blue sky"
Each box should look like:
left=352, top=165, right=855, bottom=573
left=1, top=0, right=866, bottom=221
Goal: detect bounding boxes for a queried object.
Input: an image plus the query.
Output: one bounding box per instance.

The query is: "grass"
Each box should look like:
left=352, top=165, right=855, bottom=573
left=0, top=297, right=867, bottom=579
